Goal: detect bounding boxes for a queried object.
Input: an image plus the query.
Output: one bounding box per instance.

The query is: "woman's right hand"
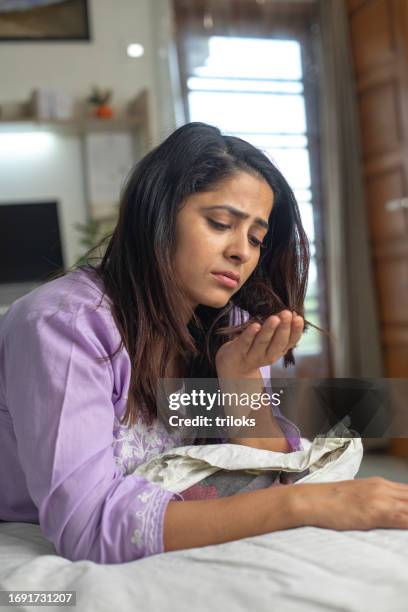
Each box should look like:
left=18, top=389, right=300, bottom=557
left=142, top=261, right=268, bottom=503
left=291, top=477, right=408, bottom=531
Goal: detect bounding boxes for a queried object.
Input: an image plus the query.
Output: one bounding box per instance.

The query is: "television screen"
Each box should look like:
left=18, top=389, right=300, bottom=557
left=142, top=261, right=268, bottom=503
left=0, top=201, right=64, bottom=283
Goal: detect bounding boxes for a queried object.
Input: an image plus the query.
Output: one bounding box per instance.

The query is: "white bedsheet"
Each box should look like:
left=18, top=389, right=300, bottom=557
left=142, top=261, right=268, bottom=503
left=1, top=521, right=408, bottom=612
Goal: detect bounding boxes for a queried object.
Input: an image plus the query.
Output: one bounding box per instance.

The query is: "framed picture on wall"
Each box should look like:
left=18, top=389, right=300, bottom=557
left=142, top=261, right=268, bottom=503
left=0, top=0, right=90, bottom=41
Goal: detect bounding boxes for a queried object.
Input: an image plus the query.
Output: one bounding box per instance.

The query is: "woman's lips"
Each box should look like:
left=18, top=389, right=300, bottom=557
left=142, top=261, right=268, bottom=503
left=211, top=273, right=239, bottom=288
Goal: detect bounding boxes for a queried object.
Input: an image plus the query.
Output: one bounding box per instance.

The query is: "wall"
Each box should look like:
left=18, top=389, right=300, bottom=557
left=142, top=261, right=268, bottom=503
left=0, top=0, right=167, bottom=270
left=0, top=0, right=158, bottom=130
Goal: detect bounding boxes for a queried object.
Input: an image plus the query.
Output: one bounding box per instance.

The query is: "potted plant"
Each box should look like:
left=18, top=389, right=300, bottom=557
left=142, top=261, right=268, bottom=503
left=74, top=216, right=117, bottom=266
left=87, top=86, right=114, bottom=119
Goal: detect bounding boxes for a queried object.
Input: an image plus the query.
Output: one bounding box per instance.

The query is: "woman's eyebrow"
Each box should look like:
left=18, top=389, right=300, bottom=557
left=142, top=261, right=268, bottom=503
left=201, top=205, right=269, bottom=230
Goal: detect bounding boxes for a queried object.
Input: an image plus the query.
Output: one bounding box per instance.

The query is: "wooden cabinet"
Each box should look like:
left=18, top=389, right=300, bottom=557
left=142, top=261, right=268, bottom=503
left=346, top=0, right=408, bottom=455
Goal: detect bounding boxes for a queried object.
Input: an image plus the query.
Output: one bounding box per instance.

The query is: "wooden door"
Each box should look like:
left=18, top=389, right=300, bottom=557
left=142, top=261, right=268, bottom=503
left=346, top=0, right=408, bottom=455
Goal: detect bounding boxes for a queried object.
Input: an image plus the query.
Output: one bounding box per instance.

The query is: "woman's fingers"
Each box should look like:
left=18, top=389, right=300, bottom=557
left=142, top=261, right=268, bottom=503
left=245, top=316, right=280, bottom=359
left=217, top=310, right=304, bottom=377
left=240, top=322, right=262, bottom=356
left=287, top=312, right=304, bottom=349
left=243, top=310, right=304, bottom=366
left=265, top=310, right=292, bottom=359
left=270, top=311, right=304, bottom=357
left=383, top=478, right=408, bottom=493
left=247, top=312, right=290, bottom=363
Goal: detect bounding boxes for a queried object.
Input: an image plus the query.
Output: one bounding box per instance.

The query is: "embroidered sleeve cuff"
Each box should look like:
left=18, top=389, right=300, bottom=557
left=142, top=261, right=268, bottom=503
left=145, top=488, right=183, bottom=557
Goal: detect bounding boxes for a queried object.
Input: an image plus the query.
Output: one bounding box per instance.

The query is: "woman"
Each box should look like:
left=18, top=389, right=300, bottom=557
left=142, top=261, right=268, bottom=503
left=0, top=122, right=407, bottom=565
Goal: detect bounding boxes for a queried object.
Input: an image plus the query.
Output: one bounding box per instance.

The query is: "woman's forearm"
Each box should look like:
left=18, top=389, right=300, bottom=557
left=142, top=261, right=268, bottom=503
left=165, top=476, right=408, bottom=550
left=217, top=369, right=291, bottom=452
left=228, top=400, right=292, bottom=452
left=163, top=484, right=299, bottom=552
left=231, top=435, right=291, bottom=453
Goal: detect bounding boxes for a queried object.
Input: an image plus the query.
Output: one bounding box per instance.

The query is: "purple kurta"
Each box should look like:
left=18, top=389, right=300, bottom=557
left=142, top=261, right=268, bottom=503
left=0, top=267, right=301, bottom=564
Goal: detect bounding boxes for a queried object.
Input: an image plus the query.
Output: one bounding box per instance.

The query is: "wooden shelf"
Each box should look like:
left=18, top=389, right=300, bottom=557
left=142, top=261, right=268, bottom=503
left=0, top=115, right=145, bottom=134
left=0, top=90, right=150, bottom=140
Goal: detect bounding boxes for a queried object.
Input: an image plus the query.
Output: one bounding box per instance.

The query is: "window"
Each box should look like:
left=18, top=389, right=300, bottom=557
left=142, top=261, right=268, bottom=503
left=173, top=0, right=330, bottom=376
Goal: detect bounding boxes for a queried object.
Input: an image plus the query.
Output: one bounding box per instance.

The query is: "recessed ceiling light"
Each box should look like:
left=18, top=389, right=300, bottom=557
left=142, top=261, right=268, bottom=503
left=127, top=43, right=144, bottom=58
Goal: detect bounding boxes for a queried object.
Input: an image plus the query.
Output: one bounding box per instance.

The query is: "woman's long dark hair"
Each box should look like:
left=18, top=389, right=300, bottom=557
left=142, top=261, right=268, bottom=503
left=47, top=122, right=323, bottom=430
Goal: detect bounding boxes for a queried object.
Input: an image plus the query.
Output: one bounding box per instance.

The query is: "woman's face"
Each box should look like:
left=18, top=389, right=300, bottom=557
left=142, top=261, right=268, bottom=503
left=173, top=171, right=274, bottom=314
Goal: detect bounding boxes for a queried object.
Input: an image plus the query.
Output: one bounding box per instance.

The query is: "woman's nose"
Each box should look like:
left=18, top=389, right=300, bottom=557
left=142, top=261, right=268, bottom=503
left=225, top=233, right=252, bottom=263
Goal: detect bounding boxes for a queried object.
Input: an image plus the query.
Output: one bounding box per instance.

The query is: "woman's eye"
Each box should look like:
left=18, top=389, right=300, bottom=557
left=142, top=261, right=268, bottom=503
left=249, top=237, right=265, bottom=248
left=207, top=219, right=231, bottom=230
left=207, top=219, right=266, bottom=248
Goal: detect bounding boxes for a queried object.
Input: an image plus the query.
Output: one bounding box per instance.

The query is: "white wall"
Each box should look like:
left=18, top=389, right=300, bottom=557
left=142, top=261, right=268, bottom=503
left=0, top=0, right=159, bottom=133
left=0, top=0, right=171, bottom=269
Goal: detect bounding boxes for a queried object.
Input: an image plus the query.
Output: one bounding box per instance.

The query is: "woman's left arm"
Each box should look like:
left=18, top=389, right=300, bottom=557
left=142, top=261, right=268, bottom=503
left=216, top=310, right=304, bottom=453
left=217, top=368, right=297, bottom=453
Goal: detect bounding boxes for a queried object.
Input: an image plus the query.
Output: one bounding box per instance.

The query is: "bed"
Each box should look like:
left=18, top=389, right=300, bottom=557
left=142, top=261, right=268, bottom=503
left=2, top=435, right=407, bottom=612
left=1, top=520, right=408, bottom=612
